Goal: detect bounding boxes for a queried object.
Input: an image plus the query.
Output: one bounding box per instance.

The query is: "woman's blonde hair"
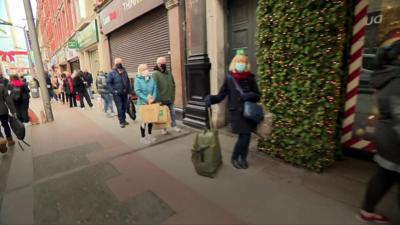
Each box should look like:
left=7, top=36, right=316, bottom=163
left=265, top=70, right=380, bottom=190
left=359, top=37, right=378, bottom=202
left=137, top=64, right=148, bottom=74
left=229, top=55, right=251, bottom=72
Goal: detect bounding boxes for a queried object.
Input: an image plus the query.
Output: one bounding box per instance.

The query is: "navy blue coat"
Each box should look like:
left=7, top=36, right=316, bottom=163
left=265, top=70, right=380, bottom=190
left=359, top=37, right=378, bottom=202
left=107, top=69, right=131, bottom=96
left=209, top=73, right=261, bottom=134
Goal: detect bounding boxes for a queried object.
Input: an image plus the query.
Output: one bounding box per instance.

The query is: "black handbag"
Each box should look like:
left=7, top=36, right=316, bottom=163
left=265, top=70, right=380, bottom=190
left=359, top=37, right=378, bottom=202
left=229, top=75, right=264, bottom=123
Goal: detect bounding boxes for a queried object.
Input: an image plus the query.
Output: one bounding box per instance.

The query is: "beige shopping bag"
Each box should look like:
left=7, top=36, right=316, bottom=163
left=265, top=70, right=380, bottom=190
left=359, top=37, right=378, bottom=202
left=154, top=106, right=171, bottom=129
left=138, top=103, right=160, bottom=123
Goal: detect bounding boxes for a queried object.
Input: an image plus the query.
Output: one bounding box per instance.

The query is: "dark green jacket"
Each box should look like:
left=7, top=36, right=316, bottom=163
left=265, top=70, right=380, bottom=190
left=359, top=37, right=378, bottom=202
left=152, top=68, right=175, bottom=104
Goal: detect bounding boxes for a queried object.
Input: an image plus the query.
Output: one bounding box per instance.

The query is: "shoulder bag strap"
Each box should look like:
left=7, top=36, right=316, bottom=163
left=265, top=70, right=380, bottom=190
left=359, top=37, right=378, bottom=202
left=228, top=75, right=244, bottom=95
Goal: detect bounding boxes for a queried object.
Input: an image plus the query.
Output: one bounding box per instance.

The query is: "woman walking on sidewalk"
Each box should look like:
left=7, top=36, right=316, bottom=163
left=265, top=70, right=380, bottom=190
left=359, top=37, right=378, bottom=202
left=135, top=64, right=157, bottom=144
left=205, top=54, right=261, bottom=169
left=357, top=40, right=400, bottom=224
left=73, top=71, right=93, bottom=110
left=0, top=83, right=16, bottom=153
left=9, top=75, right=30, bottom=123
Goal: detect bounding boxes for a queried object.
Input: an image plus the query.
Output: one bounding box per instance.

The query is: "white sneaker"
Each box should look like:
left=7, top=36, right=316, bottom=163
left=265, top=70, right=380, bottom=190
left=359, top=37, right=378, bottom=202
left=172, top=127, right=182, bottom=133
left=140, top=137, right=151, bottom=145
left=147, top=135, right=156, bottom=142
left=106, top=112, right=112, bottom=118
left=160, top=129, right=168, bottom=135
left=81, top=108, right=85, bottom=111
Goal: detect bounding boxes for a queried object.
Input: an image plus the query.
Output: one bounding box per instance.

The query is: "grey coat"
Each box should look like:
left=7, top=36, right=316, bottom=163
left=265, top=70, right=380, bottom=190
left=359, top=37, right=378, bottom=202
left=96, top=73, right=110, bottom=95
left=370, top=65, right=400, bottom=169
left=0, top=85, right=16, bottom=116
left=209, top=73, right=261, bottom=134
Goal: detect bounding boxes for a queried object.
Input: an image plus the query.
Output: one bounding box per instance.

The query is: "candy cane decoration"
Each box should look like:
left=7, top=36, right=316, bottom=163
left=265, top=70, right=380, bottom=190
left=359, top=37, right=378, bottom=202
left=341, top=0, right=376, bottom=152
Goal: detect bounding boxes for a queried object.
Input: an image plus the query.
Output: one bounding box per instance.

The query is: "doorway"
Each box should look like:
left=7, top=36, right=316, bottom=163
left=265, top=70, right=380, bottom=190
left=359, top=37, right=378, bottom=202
left=227, top=0, right=258, bottom=73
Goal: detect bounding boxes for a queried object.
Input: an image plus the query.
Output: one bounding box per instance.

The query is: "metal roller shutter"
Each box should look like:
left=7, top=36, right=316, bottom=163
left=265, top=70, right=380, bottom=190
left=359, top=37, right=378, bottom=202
left=109, top=6, right=170, bottom=76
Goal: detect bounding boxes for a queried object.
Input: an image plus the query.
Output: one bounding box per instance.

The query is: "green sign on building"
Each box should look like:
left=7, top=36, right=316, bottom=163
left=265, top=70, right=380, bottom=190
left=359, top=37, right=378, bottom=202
left=77, top=20, right=99, bottom=50
left=68, top=40, right=79, bottom=49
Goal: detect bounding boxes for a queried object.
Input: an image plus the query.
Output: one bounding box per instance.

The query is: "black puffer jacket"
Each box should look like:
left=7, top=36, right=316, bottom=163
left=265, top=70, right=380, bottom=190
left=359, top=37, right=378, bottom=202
left=209, top=73, right=261, bottom=134
left=73, top=75, right=86, bottom=94
left=0, top=85, right=15, bottom=116
left=370, top=65, right=400, bottom=166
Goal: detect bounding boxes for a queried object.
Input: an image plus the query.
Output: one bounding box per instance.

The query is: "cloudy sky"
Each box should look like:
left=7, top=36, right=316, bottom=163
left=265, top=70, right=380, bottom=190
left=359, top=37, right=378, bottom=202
left=0, top=0, right=37, bottom=66
left=0, top=0, right=38, bottom=49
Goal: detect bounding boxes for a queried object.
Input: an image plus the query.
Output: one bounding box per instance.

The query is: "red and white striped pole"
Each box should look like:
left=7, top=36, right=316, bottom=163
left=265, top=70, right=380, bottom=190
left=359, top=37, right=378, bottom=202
left=341, top=0, right=375, bottom=151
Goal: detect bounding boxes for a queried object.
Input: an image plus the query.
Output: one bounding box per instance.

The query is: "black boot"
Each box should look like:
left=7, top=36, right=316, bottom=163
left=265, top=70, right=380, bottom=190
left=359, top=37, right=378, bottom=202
left=231, top=159, right=242, bottom=169
left=240, top=159, right=249, bottom=169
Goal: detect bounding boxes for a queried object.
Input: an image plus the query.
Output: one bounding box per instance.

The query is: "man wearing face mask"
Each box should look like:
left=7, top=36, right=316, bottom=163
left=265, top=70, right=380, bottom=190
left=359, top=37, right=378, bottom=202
left=152, top=57, right=181, bottom=134
left=107, top=58, right=131, bottom=128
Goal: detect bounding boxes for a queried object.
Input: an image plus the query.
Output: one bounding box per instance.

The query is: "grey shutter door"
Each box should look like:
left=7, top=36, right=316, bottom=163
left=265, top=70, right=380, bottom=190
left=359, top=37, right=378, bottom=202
left=109, top=6, right=170, bottom=76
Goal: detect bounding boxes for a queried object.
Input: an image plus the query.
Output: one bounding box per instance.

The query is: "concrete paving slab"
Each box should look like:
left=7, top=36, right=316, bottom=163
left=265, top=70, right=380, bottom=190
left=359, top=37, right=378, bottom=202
left=125, top=190, right=176, bottom=225
left=0, top=186, right=34, bottom=225
left=33, top=163, right=134, bottom=225
left=33, top=142, right=103, bottom=180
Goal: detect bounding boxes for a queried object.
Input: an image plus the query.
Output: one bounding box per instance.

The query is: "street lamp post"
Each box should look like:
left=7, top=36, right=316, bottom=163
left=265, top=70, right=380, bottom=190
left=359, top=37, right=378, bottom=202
left=22, top=0, right=54, bottom=122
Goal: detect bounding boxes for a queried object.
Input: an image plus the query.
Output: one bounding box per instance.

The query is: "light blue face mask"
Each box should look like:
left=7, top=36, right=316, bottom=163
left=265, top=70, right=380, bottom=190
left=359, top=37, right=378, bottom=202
left=235, top=63, right=246, bottom=73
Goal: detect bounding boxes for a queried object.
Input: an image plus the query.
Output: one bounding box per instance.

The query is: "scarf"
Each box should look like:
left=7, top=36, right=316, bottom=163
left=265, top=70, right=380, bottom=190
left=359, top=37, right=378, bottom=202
left=231, top=71, right=251, bottom=82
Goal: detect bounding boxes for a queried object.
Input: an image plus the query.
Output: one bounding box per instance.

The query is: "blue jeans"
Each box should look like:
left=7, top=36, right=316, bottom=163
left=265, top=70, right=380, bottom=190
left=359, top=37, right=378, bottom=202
left=166, top=103, right=177, bottom=128
left=102, top=93, right=114, bottom=113
left=113, top=94, right=128, bottom=124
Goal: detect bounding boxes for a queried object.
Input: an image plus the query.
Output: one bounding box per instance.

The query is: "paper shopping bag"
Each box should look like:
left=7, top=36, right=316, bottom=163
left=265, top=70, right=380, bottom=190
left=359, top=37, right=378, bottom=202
left=138, top=103, right=160, bottom=123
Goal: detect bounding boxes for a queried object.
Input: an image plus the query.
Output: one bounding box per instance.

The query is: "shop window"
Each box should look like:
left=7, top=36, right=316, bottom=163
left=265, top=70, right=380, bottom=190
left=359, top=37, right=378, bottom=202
left=354, top=0, right=400, bottom=143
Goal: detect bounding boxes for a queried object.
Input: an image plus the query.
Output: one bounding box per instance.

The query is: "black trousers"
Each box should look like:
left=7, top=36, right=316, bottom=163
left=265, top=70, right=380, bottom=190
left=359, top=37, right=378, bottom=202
left=59, top=92, right=66, bottom=104
left=362, top=166, right=400, bottom=212
left=78, top=91, right=93, bottom=108
left=140, top=123, right=153, bottom=137
left=14, top=100, right=29, bottom=123
left=68, top=93, right=77, bottom=107
left=0, top=114, right=12, bottom=138
left=232, top=133, right=251, bottom=160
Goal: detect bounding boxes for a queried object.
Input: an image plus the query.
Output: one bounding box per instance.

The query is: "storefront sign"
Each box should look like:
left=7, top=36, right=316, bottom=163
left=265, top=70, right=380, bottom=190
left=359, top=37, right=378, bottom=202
left=77, top=20, right=99, bottom=50
left=68, top=40, right=79, bottom=49
left=99, top=0, right=163, bottom=35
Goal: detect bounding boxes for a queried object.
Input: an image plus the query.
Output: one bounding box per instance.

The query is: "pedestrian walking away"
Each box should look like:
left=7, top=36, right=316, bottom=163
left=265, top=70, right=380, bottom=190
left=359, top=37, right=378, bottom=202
left=107, top=58, right=131, bottom=128
left=73, top=71, right=93, bottom=110
left=9, top=75, right=30, bottom=123
left=0, top=80, right=16, bottom=153
left=83, top=70, right=94, bottom=100
left=357, top=40, right=400, bottom=224
left=205, top=54, right=261, bottom=170
left=135, top=64, right=157, bottom=144
left=46, top=71, right=58, bottom=102
left=0, top=70, right=9, bottom=88
left=51, top=73, right=60, bottom=102
left=96, top=72, right=115, bottom=117
left=64, top=72, right=77, bottom=108
left=152, top=57, right=181, bottom=134
left=59, top=73, right=67, bottom=104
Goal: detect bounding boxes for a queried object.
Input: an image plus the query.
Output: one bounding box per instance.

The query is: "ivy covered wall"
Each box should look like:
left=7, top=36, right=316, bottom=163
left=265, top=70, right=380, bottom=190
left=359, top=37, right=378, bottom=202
left=257, top=1, right=349, bottom=171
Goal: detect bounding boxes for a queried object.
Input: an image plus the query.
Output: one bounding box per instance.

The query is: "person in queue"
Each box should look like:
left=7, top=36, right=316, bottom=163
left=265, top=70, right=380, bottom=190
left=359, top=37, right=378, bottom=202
left=107, top=58, right=131, bottom=128
left=152, top=57, right=181, bottom=134
left=135, top=64, right=157, bottom=144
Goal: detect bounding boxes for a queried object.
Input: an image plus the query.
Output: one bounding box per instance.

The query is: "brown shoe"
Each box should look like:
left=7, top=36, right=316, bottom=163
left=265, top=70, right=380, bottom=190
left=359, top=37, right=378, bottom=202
left=7, top=137, right=15, bottom=146
left=0, top=138, right=8, bottom=153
